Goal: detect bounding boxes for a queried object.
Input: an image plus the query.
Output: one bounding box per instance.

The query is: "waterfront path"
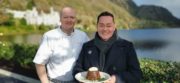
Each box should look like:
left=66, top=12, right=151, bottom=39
left=0, top=69, right=40, bottom=83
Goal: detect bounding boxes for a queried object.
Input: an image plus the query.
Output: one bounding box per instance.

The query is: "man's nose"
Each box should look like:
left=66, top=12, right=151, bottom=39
left=103, top=27, right=108, bottom=30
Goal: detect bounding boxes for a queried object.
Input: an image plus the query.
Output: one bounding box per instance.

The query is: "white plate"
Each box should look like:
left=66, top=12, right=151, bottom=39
left=75, top=71, right=110, bottom=83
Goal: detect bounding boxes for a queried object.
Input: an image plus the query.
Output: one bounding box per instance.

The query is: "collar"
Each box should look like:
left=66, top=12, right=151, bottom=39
left=57, top=26, right=75, bottom=36
left=86, top=37, right=127, bottom=47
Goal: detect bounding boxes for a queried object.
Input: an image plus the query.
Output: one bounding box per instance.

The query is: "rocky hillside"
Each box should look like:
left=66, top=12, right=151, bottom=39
left=110, top=0, right=180, bottom=27
left=109, top=0, right=138, bottom=14
left=137, top=5, right=180, bottom=26
left=0, top=0, right=180, bottom=29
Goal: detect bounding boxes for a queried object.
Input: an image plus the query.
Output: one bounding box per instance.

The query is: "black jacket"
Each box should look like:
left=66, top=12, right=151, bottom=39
left=73, top=38, right=142, bottom=83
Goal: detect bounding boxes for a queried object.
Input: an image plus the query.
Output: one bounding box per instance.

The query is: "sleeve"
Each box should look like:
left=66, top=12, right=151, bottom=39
left=115, top=75, right=125, bottom=83
left=117, top=43, right=142, bottom=83
left=33, top=34, right=53, bottom=65
left=73, top=44, right=86, bottom=77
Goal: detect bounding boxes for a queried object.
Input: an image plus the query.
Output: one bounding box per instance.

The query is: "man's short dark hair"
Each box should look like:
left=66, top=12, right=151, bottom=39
left=97, top=11, right=114, bottom=23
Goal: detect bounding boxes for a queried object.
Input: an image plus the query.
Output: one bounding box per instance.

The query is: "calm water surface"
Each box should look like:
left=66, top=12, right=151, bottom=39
left=1, top=28, right=180, bottom=62
left=118, top=28, right=180, bottom=62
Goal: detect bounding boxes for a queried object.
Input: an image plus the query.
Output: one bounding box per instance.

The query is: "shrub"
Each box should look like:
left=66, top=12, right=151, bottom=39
left=0, top=42, right=180, bottom=82
left=0, top=42, right=14, bottom=60
left=140, top=58, right=180, bottom=82
left=12, top=44, right=38, bottom=68
left=20, top=18, right=27, bottom=26
left=3, top=18, right=15, bottom=26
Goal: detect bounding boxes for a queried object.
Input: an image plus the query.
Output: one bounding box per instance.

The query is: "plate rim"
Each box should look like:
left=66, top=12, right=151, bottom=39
left=75, top=71, right=110, bottom=83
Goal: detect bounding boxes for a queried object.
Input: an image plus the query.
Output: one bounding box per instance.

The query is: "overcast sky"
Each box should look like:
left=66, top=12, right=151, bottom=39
left=133, top=0, right=180, bottom=19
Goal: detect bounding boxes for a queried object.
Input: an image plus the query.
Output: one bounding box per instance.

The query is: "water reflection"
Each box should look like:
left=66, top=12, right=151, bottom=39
left=0, top=34, right=42, bottom=45
left=118, top=28, right=180, bottom=62
left=134, top=40, right=168, bottom=50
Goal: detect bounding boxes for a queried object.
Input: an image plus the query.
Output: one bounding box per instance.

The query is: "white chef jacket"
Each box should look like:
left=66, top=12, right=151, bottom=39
left=33, top=26, right=89, bottom=81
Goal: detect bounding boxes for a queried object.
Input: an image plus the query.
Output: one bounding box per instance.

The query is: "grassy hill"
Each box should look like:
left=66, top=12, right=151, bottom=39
left=0, top=0, right=179, bottom=31
left=0, top=0, right=137, bottom=31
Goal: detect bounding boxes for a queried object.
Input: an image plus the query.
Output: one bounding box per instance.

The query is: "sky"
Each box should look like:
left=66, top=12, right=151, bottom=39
left=133, top=0, right=180, bottom=19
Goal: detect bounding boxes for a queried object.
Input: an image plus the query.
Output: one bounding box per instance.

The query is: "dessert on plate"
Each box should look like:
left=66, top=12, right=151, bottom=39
left=86, top=67, right=101, bottom=80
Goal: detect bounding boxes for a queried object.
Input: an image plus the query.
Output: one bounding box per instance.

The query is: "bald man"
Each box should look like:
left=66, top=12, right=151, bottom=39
left=33, top=7, right=89, bottom=83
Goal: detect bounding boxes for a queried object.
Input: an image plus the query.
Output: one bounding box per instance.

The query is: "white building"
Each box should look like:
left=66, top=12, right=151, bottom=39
left=6, top=7, right=60, bottom=26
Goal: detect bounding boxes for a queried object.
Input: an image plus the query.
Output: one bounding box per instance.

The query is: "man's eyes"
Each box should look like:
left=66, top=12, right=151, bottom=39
left=99, top=24, right=112, bottom=27
left=63, top=16, right=75, bottom=19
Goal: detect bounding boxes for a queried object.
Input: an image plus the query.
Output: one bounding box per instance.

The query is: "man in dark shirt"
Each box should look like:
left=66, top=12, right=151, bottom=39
left=73, top=11, right=142, bottom=83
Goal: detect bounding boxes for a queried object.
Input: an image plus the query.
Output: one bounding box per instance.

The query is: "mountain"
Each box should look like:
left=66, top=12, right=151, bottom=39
left=110, top=0, right=180, bottom=27
left=0, top=0, right=180, bottom=29
left=109, top=0, right=138, bottom=14
left=137, top=5, right=180, bottom=26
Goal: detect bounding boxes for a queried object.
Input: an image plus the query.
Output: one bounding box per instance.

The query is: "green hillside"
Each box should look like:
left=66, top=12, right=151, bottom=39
left=0, top=0, right=179, bottom=31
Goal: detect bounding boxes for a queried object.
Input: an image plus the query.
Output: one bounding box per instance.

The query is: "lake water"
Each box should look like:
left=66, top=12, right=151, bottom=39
left=118, top=28, right=180, bottom=62
left=1, top=28, right=180, bottom=62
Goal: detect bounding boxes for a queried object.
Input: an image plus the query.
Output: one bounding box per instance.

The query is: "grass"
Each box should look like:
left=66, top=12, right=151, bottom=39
left=0, top=0, right=137, bottom=30
left=0, top=24, right=50, bottom=35
left=0, top=0, right=177, bottom=33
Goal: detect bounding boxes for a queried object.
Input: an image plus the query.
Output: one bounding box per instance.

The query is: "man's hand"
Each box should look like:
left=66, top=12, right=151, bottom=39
left=104, top=75, right=116, bottom=83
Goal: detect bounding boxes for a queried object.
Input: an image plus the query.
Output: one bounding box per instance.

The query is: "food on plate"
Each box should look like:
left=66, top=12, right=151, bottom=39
left=86, top=67, right=101, bottom=80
